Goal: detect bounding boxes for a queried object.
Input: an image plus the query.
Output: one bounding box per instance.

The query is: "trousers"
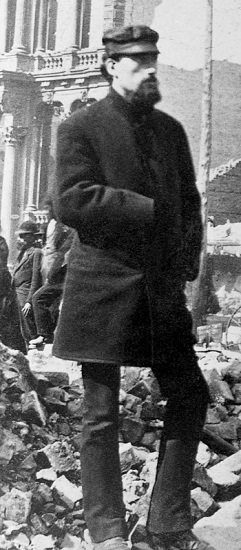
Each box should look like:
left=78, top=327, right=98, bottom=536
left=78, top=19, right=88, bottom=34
left=32, top=282, right=63, bottom=340
left=80, top=348, right=210, bottom=544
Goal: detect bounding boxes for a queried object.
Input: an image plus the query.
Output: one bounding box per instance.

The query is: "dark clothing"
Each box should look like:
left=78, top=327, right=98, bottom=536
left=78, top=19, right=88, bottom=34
left=53, top=89, right=202, bottom=365
left=81, top=358, right=209, bottom=542
left=32, top=281, right=63, bottom=340
left=32, top=223, right=74, bottom=340
left=12, top=246, right=42, bottom=304
left=53, top=88, right=207, bottom=542
left=12, top=246, right=42, bottom=346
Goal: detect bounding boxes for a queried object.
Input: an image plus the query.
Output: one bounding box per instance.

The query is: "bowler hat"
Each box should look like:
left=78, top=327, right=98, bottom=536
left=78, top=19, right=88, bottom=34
left=17, top=221, right=39, bottom=235
left=102, top=25, right=159, bottom=57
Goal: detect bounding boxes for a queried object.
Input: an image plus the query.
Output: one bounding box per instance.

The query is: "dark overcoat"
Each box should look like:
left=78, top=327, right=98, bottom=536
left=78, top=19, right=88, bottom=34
left=53, top=89, right=202, bottom=367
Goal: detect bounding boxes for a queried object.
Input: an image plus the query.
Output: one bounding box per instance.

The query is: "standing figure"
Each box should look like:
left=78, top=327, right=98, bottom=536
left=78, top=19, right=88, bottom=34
left=30, top=219, right=75, bottom=347
left=12, top=221, right=42, bottom=351
left=0, top=235, right=25, bottom=352
left=53, top=26, right=212, bottom=550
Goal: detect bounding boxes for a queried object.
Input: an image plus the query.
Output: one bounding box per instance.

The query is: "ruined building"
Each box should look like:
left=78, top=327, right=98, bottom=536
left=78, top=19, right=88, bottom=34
left=0, top=0, right=162, bottom=262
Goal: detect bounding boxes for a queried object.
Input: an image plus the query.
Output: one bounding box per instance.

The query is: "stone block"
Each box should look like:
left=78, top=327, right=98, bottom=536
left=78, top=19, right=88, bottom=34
left=119, top=442, right=136, bottom=473
left=52, top=475, right=83, bottom=510
left=31, top=534, right=55, bottom=550
left=0, top=429, right=25, bottom=465
left=36, top=440, right=79, bottom=474
left=208, top=453, right=241, bottom=500
left=21, top=390, right=47, bottom=427
left=60, top=533, right=83, bottom=550
left=203, top=368, right=234, bottom=404
left=232, top=383, right=241, bottom=404
left=192, top=464, right=218, bottom=498
left=121, top=416, right=146, bottom=445
left=5, top=488, right=32, bottom=523
left=191, top=487, right=219, bottom=521
left=127, top=380, right=152, bottom=400
left=222, top=359, right=241, bottom=384
left=124, top=393, right=142, bottom=413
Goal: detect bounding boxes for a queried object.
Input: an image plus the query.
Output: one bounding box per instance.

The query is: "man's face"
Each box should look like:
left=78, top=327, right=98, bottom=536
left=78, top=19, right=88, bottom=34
left=108, top=52, right=160, bottom=104
left=17, top=233, right=35, bottom=250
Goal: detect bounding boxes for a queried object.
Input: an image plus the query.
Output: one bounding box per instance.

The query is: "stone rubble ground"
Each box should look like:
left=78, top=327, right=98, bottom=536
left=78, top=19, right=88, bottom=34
left=1, top=343, right=241, bottom=549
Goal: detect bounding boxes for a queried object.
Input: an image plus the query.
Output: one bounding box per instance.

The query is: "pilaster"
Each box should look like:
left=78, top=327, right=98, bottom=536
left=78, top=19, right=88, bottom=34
left=55, top=0, right=80, bottom=51
left=12, top=0, right=27, bottom=53
left=1, top=121, right=28, bottom=264
left=0, top=0, right=8, bottom=53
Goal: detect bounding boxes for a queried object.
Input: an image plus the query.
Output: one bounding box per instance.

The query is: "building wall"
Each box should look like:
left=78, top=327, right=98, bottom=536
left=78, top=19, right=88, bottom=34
left=209, top=163, right=241, bottom=225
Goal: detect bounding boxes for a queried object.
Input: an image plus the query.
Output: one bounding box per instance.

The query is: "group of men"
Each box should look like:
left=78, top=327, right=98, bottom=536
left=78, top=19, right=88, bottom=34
left=12, top=208, right=74, bottom=353
left=10, top=24, right=214, bottom=550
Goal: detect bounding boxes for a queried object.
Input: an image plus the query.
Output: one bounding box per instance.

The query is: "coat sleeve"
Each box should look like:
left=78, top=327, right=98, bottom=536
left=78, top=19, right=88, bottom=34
left=177, top=123, right=203, bottom=281
left=55, top=114, right=154, bottom=256
left=26, top=249, right=42, bottom=303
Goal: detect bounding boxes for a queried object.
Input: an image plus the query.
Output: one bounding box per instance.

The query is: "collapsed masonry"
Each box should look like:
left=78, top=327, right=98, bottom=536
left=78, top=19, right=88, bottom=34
left=1, top=343, right=241, bottom=549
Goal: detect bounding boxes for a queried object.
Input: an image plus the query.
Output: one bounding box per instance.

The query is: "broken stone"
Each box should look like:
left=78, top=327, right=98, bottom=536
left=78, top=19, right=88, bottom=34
left=36, top=468, right=57, bottom=482
left=196, top=442, right=212, bottom=467
left=52, top=475, right=83, bottom=510
left=191, top=487, right=219, bottom=522
left=41, top=513, right=56, bottom=527
left=38, top=371, right=69, bottom=387
left=206, top=404, right=228, bottom=424
left=127, top=380, right=152, bottom=400
left=124, top=393, right=142, bottom=413
left=222, top=359, right=241, bottom=384
left=31, top=534, right=56, bottom=550
left=5, top=488, right=32, bottom=523
left=21, top=391, right=47, bottom=426
left=192, top=464, right=218, bottom=498
left=60, top=533, right=83, bottom=550
left=3, top=521, right=28, bottom=537
left=140, top=432, right=157, bottom=450
left=121, top=366, right=141, bottom=392
left=121, top=417, right=146, bottom=445
left=203, top=368, right=235, bottom=404
left=211, top=418, right=241, bottom=441
left=0, top=429, right=25, bottom=465
left=119, top=442, right=136, bottom=473
left=30, top=513, right=49, bottom=535
left=36, top=440, right=79, bottom=474
left=232, top=383, right=241, bottom=404
left=66, top=398, right=84, bottom=419
left=19, top=453, right=37, bottom=477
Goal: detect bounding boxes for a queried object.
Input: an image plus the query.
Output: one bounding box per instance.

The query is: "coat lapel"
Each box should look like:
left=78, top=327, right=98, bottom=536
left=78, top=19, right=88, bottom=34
left=13, top=247, right=33, bottom=274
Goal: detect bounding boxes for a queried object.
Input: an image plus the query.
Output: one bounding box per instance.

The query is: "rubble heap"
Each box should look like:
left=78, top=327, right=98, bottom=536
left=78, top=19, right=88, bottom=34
left=1, top=343, right=241, bottom=549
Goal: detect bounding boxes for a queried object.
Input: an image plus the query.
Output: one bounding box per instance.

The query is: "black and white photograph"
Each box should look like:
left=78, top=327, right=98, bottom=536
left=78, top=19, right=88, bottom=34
left=0, top=2, right=241, bottom=549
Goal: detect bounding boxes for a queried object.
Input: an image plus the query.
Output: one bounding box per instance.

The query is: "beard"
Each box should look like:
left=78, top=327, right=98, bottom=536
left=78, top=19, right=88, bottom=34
left=130, top=77, right=162, bottom=115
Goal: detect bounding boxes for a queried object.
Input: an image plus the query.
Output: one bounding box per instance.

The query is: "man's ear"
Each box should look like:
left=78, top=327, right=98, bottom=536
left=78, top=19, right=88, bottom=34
left=105, top=57, right=117, bottom=78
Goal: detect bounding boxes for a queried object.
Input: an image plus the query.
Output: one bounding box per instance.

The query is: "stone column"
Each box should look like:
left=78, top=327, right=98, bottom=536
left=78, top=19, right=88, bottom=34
left=1, top=126, right=17, bottom=249
left=0, top=0, right=9, bottom=53
left=55, top=0, right=79, bottom=51
left=36, top=0, right=47, bottom=53
left=12, top=0, right=26, bottom=52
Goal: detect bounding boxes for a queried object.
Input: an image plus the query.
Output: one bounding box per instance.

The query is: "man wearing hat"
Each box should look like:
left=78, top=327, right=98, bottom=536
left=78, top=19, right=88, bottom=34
left=12, top=221, right=42, bottom=351
left=53, top=26, right=212, bottom=550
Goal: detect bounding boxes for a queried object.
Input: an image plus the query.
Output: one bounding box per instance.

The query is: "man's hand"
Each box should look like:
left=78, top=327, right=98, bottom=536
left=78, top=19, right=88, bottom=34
left=22, top=302, right=31, bottom=317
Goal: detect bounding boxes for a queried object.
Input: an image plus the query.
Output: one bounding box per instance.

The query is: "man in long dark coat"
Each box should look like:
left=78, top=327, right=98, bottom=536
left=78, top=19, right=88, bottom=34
left=53, top=26, right=212, bottom=550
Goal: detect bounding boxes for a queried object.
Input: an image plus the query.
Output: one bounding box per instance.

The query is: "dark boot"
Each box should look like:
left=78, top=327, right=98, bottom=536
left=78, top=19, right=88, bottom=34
left=147, top=439, right=198, bottom=534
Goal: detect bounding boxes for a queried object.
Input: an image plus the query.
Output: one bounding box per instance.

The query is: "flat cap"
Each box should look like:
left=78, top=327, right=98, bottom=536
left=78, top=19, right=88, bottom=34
left=102, top=25, right=159, bottom=57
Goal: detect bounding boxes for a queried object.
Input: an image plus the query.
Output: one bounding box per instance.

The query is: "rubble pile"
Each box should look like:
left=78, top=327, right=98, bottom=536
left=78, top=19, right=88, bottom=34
left=1, top=342, right=241, bottom=549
